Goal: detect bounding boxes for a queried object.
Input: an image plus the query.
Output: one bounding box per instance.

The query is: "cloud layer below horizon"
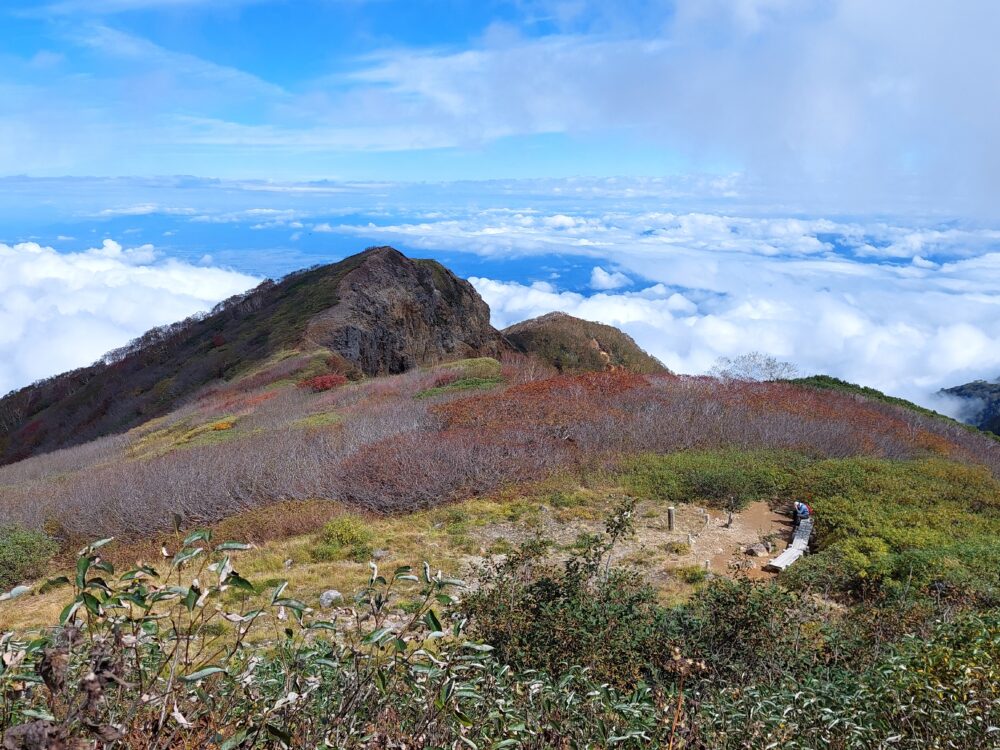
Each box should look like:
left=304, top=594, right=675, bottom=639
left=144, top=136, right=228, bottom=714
left=2, top=178, right=999, bottom=421
left=0, top=240, right=259, bottom=395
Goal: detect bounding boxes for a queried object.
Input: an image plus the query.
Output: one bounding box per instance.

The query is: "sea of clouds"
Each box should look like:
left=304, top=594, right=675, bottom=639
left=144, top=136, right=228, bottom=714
left=2, top=178, right=999, bottom=419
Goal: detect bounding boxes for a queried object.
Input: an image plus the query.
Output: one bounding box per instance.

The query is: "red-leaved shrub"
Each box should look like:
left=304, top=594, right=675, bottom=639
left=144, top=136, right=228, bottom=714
left=299, top=374, right=349, bottom=393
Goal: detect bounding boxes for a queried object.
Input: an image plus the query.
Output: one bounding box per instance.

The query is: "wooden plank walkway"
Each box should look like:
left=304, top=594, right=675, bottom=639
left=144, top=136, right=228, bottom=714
left=764, top=517, right=813, bottom=572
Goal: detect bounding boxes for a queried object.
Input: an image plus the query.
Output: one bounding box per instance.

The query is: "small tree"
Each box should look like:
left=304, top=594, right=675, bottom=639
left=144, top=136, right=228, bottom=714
left=709, top=352, right=799, bottom=382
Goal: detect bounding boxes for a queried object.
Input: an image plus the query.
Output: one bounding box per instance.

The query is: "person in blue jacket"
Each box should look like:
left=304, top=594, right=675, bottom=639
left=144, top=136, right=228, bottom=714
left=792, top=501, right=812, bottom=532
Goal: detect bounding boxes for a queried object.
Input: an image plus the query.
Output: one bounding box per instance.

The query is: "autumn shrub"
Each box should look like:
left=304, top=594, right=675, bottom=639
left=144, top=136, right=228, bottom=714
left=2, top=528, right=999, bottom=748
left=0, top=532, right=704, bottom=750
left=6, top=365, right=1000, bottom=559
left=312, top=514, right=374, bottom=562
left=0, top=525, right=57, bottom=589
left=666, top=578, right=832, bottom=685
left=462, top=500, right=671, bottom=686
left=298, top=373, right=349, bottom=392
left=429, top=369, right=461, bottom=388
left=692, top=610, right=1000, bottom=750
left=336, top=428, right=568, bottom=512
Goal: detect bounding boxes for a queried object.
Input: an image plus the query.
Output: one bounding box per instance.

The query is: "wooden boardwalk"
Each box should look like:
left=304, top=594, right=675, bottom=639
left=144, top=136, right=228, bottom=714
left=764, top=518, right=813, bottom=572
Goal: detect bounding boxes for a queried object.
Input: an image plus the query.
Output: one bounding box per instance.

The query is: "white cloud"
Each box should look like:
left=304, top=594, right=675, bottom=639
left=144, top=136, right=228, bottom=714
left=589, top=266, right=631, bottom=290
left=97, top=204, right=196, bottom=217
left=334, top=2, right=1000, bottom=213
left=191, top=208, right=301, bottom=224
left=0, top=240, right=258, bottom=396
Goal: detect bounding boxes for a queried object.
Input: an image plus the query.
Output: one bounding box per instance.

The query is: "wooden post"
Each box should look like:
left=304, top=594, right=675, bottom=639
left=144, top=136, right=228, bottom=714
left=667, top=506, right=676, bottom=531
left=703, top=560, right=710, bottom=570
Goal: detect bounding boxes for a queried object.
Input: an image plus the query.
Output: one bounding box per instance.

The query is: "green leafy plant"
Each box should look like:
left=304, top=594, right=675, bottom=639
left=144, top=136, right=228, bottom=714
left=311, top=514, right=374, bottom=562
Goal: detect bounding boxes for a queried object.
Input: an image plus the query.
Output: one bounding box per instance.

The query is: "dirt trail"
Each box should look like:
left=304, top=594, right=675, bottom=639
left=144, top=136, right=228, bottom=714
left=465, top=498, right=796, bottom=587
left=623, top=500, right=791, bottom=580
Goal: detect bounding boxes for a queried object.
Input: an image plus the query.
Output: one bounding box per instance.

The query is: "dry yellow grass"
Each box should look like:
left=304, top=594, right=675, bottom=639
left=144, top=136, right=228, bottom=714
left=0, top=477, right=784, bottom=633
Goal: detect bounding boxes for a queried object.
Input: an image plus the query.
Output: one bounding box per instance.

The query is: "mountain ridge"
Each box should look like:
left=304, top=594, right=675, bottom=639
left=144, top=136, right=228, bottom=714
left=0, top=246, right=508, bottom=464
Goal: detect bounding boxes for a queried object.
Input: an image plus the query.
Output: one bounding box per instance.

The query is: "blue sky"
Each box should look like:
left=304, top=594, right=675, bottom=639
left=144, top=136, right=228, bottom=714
left=3, top=0, right=700, bottom=181
left=2, top=1, right=1000, bottom=415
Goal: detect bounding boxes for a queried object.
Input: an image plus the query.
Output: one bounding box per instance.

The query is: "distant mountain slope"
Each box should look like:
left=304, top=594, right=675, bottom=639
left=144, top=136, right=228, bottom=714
left=792, top=375, right=947, bottom=420
left=942, top=379, right=1000, bottom=435
left=503, top=312, right=668, bottom=374
left=0, top=246, right=508, bottom=464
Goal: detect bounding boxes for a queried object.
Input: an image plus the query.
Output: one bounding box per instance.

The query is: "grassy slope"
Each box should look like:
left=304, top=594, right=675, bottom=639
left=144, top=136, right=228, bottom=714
left=0, top=254, right=368, bottom=464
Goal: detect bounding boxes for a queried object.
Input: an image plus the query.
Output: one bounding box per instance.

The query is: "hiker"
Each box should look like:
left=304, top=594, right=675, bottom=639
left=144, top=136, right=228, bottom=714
left=792, top=501, right=812, bottom=532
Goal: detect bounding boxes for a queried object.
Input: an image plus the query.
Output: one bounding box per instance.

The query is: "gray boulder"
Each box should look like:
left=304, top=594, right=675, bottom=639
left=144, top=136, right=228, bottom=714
left=319, top=589, right=344, bottom=608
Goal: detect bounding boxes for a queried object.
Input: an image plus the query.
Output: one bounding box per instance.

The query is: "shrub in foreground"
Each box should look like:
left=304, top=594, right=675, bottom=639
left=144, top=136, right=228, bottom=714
left=0, top=528, right=998, bottom=748
left=0, top=525, right=57, bottom=590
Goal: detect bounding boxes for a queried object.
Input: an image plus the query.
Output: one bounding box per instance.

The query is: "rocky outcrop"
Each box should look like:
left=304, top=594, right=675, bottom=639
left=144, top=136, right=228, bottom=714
left=305, top=247, right=509, bottom=376
left=503, top=312, right=668, bottom=375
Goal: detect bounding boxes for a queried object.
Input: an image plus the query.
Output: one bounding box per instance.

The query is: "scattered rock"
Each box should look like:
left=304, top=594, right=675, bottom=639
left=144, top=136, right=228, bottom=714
left=283, top=559, right=293, bottom=569
left=745, top=543, right=769, bottom=557
left=372, top=548, right=389, bottom=560
left=319, top=590, right=344, bottom=608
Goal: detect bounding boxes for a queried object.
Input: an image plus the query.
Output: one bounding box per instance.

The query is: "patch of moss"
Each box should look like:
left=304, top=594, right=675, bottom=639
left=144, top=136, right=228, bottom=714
left=293, top=412, right=342, bottom=429
left=416, top=376, right=503, bottom=399
left=311, top=515, right=374, bottom=563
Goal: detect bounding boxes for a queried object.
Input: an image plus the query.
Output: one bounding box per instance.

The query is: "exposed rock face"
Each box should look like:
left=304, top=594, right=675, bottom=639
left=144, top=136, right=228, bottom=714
left=305, top=247, right=509, bottom=375
left=503, top=311, right=668, bottom=375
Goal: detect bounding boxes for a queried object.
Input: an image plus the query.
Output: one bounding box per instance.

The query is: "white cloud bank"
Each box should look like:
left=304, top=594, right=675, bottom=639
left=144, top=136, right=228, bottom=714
left=0, top=240, right=258, bottom=396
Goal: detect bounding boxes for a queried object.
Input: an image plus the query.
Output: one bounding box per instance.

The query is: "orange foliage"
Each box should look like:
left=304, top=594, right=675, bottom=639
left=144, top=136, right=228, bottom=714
left=200, top=390, right=279, bottom=415
left=438, top=370, right=648, bottom=431
left=299, top=374, right=349, bottom=392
